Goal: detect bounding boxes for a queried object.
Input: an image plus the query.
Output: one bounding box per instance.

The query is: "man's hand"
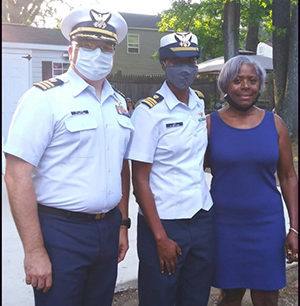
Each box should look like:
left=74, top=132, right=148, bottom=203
left=118, top=227, right=129, bottom=263
left=156, top=237, right=182, bottom=275
left=24, top=248, right=52, bottom=293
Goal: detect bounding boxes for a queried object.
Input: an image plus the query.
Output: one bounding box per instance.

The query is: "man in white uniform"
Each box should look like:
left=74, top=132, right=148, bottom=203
left=126, top=32, right=214, bottom=306
left=4, top=7, right=133, bottom=306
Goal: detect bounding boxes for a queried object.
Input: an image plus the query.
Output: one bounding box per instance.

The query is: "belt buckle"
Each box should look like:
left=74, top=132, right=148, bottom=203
left=95, top=213, right=106, bottom=220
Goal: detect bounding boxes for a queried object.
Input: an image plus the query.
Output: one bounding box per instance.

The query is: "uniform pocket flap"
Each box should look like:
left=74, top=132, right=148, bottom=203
left=116, top=116, right=135, bottom=131
left=65, top=114, right=98, bottom=132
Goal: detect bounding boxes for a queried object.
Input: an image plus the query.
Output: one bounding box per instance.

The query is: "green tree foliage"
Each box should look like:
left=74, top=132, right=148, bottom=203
left=158, top=0, right=224, bottom=60
left=158, top=0, right=272, bottom=60
left=2, top=0, right=64, bottom=26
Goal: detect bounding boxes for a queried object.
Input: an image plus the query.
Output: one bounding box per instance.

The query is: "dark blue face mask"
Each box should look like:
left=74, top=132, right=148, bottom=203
left=165, top=64, right=198, bottom=90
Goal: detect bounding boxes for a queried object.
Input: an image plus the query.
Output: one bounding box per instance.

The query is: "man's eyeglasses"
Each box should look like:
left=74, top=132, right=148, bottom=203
left=74, top=41, right=115, bottom=53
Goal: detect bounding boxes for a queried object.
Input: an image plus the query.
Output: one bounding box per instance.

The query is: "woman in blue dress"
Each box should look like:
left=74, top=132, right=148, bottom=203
left=206, top=55, right=298, bottom=305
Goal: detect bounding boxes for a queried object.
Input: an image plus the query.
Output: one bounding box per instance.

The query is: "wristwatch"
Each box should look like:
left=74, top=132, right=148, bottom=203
left=120, top=218, right=131, bottom=229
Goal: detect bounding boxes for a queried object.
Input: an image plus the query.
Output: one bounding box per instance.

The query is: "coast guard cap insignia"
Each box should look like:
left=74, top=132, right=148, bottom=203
left=175, top=32, right=192, bottom=47
left=90, top=10, right=111, bottom=29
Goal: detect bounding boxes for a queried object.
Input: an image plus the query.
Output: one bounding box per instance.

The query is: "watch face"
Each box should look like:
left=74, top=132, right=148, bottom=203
left=121, top=218, right=131, bottom=228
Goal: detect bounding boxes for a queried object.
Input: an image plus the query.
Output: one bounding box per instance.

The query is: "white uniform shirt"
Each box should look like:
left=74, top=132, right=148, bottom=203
left=126, top=81, right=213, bottom=219
left=4, top=69, right=134, bottom=213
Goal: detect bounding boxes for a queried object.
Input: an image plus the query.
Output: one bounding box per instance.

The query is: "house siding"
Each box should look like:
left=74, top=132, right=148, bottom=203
left=3, top=42, right=69, bottom=83
left=31, top=50, right=68, bottom=82
left=112, top=29, right=166, bottom=76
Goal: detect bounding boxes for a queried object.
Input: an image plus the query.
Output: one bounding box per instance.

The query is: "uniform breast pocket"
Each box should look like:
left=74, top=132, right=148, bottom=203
left=110, top=115, right=134, bottom=156
left=161, top=120, right=188, bottom=152
left=64, top=115, right=98, bottom=158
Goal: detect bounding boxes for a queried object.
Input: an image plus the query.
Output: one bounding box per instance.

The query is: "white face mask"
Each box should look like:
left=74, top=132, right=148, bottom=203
left=75, top=47, right=114, bottom=81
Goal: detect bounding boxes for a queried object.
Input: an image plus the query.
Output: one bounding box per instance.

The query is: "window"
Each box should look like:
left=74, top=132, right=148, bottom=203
left=42, top=61, right=70, bottom=79
left=52, top=62, right=69, bottom=77
left=127, top=33, right=140, bottom=54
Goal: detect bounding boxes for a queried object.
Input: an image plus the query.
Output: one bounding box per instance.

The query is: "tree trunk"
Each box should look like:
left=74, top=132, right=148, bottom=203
left=272, top=0, right=290, bottom=109
left=223, top=0, right=240, bottom=62
left=245, top=24, right=259, bottom=52
left=282, top=2, right=298, bottom=139
left=245, top=0, right=262, bottom=53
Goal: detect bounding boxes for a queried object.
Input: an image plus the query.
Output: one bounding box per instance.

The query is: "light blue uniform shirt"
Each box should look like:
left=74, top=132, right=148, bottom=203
left=4, top=69, right=134, bottom=213
left=126, top=81, right=213, bottom=219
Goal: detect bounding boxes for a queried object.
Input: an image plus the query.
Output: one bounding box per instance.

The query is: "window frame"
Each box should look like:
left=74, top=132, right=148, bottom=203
left=52, top=61, right=70, bottom=77
left=127, top=33, right=140, bottom=54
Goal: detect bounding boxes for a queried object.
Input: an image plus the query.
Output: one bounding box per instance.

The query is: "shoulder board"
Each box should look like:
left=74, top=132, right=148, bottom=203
left=141, top=93, right=164, bottom=108
left=193, top=89, right=205, bottom=99
left=113, top=87, right=126, bottom=98
left=33, top=78, right=64, bottom=91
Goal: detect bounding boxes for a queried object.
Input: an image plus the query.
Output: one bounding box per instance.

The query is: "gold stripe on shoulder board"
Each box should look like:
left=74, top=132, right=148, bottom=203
left=144, top=98, right=157, bottom=106
left=194, top=90, right=205, bottom=99
left=35, top=82, right=49, bottom=90
left=40, top=81, right=54, bottom=88
left=141, top=93, right=164, bottom=108
left=141, top=100, right=155, bottom=108
left=33, top=78, right=64, bottom=91
left=42, top=80, right=55, bottom=88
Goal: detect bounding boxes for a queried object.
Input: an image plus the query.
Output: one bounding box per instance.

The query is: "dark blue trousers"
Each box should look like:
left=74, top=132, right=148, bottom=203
left=34, top=207, right=121, bottom=306
left=137, top=207, right=215, bottom=306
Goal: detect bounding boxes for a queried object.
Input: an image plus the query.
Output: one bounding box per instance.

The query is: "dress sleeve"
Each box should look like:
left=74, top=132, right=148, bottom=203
left=125, top=105, right=159, bottom=163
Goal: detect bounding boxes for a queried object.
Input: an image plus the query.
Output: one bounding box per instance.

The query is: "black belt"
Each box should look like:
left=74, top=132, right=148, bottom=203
left=37, top=204, right=115, bottom=220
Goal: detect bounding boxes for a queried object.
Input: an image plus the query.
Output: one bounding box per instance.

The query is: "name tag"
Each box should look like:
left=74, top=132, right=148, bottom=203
left=71, top=110, right=89, bottom=115
left=166, top=122, right=183, bottom=128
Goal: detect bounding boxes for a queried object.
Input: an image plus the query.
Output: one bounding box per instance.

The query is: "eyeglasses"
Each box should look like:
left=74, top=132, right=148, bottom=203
left=74, top=41, right=115, bottom=53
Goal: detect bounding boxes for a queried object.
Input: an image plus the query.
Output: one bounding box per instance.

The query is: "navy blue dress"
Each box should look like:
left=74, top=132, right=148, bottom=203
left=208, top=110, right=286, bottom=290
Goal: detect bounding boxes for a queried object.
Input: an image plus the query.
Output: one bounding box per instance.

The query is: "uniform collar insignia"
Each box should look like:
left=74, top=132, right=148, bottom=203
left=115, top=100, right=130, bottom=117
left=175, top=32, right=192, bottom=47
left=90, top=10, right=111, bottom=29
left=198, top=111, right=206, bottom=121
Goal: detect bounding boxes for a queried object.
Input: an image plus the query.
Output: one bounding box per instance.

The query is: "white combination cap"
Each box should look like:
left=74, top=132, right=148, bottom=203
left=159, top=32, right=202, bottom=60
left=61, top=7, right=128, bottom=44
